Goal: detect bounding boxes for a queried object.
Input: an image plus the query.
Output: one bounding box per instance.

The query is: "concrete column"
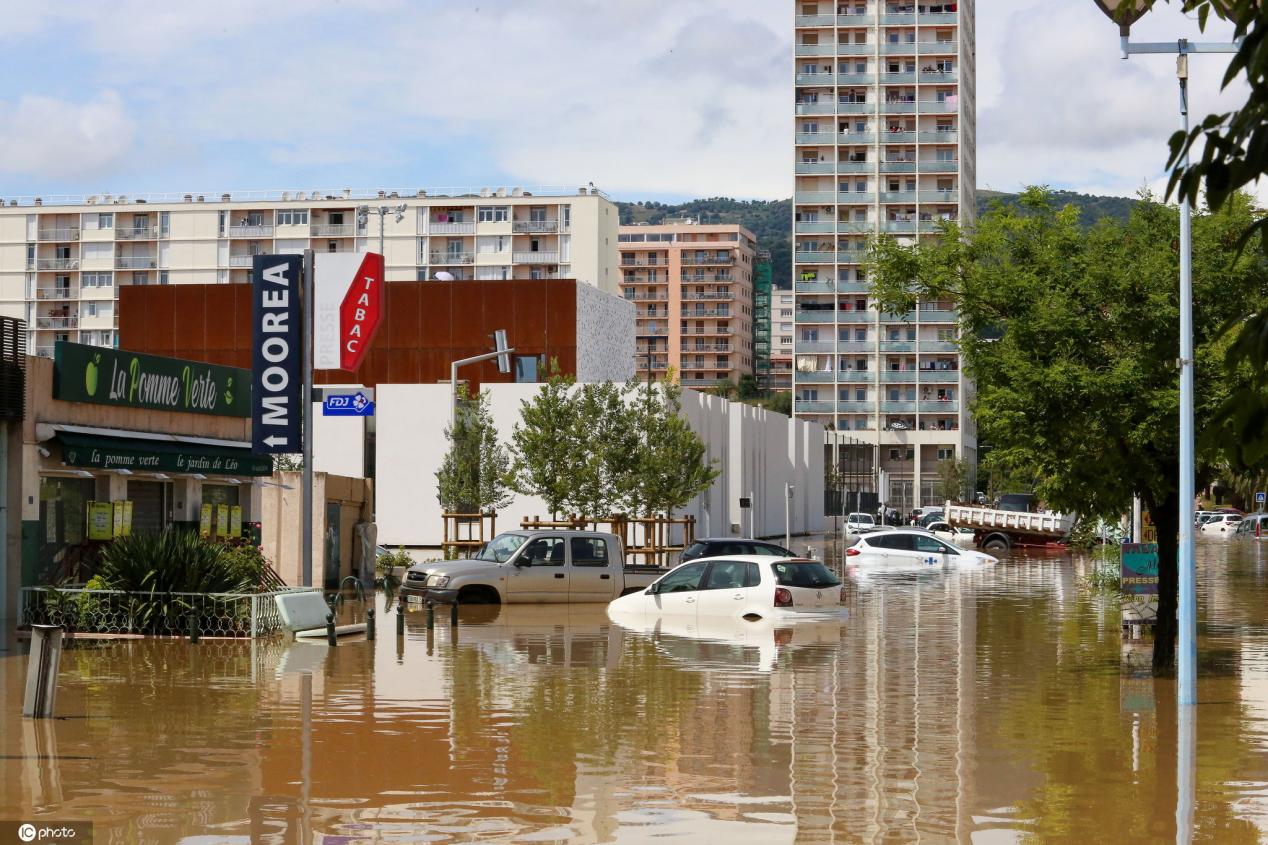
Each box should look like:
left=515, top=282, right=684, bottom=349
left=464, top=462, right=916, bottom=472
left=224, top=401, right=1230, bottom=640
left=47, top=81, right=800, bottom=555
left=913, top=445, right=923, bottom=509
left=173, top=477, right=200, bottom=523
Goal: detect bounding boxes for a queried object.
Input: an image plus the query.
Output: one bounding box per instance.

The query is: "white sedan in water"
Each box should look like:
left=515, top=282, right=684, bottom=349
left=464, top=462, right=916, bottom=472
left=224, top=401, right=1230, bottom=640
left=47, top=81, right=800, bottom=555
left=1200, top=513, right=1242, bottom=537
left=846, top=528, right=998, bottom=577
left=608, top=555, right=845, bottom=621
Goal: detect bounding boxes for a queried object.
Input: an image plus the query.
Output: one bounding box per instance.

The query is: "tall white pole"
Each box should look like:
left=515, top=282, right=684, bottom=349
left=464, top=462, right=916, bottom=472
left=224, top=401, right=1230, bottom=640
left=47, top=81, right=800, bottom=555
left=1176, top=50, right=1197, bottom=708
left=302, top=249, right=315, bottom=588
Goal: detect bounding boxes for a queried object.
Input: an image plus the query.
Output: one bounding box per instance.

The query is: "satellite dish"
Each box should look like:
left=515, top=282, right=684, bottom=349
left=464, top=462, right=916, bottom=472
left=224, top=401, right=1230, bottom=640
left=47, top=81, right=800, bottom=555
left=434, top=271, right=456, bottom=281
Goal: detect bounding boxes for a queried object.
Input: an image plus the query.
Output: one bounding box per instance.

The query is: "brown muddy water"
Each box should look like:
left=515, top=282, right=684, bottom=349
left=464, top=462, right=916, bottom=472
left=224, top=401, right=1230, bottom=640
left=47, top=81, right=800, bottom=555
left=4, top=540, right=1268, bottom=844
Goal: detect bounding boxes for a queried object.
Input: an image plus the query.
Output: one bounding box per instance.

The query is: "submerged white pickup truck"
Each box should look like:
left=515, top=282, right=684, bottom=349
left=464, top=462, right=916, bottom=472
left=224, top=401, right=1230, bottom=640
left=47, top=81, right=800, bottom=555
left=400, top=530, right=666, bottom=605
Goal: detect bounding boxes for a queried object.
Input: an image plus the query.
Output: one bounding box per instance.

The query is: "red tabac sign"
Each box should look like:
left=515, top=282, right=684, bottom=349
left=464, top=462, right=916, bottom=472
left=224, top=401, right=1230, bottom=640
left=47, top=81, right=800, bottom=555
left=338, top=252, right=384, bottom=371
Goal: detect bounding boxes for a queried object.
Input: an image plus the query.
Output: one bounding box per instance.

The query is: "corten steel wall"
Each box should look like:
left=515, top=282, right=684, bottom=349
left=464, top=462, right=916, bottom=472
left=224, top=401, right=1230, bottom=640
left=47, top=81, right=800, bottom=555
left=119, top=279, right=579, bottom=390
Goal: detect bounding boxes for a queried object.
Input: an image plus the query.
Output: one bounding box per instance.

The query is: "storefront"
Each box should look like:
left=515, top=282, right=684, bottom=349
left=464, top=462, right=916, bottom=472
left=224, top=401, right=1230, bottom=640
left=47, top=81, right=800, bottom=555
left=18, top=343, right=271, bottom=589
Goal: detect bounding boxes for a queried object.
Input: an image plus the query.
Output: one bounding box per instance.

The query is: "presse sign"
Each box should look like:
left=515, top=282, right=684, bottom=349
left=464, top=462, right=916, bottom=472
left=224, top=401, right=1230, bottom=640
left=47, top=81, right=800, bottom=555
left=314, top=252, right=385, bottom=372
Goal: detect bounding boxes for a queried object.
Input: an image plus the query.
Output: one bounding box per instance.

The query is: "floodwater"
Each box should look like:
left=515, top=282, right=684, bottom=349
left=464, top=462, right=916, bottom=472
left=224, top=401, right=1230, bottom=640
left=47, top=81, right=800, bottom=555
left=5, top=541, right=1268, bottom=844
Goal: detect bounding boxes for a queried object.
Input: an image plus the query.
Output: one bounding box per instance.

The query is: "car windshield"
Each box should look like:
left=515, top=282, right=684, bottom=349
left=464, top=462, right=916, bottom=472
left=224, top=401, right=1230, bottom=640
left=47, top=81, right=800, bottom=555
left=770, top=561, right=842, bottom=588
left=475, top=534, right=527, bottom=563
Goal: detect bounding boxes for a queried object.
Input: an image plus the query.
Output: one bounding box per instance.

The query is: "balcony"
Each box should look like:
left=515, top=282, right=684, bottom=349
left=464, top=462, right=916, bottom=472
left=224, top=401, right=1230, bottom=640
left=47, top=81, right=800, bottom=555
left=883, top=221, right=917, bottom=234
left=795, top=13, right=836, bottom=26
left=794, top=310, right=837, bottom=323
left=918, top=309, right=958, bottom=322
left=681, top=308, right=730, bottom=318
left=880, top=131, right=917, bottom=143
left=795, top=131, right=840, bottom=145
left=835, top=43, right=875, bottom=56
left=921, top=12, right=958, bottom=25
left=625, top=293, right=668, bottom=302
left=115, top=256, right=157, bottom=270
left=880, top=341, right=916, bottom=352
left=880, top=13, right=916, bottom=25
left=795, top=251, right=838, bottom=264
left=881, top=161, right=918, bottom=173
left=795, top=221, right=836, bottom=235
left=681, top=254, right=735, bottom=266
left=35, top=287, right=78, bottom=300
left=796, top=162, right=839, bottom=175
left=37, top=228, right=80, bottom=241
left=920, top=400, right=959, bottom=413
left=512, top=221, right=559, bottom=233
left=920, top=70, right=958, bottom=83
left=882, top=43, right=918, bottom=55
left=919, top=340, right=958, bottom=353
left=919, top=368, right=959, bottom=382
left=837, top=161, right=874, bottom=173
left=794, top=190, right=839, bottom=204
left=838, top=221, right=875, bottom=234
left=921, top=160, right=960, bottom=172
left=685, top=343, right=733, bottom=353
left=796, top=371, right=841, bottom=384
left=880, top=191, right=917, bottom=203
left=795, top=44, right=834, bottom=57
left=796, top=72, right=835, bottom=86
left=228, top=225, right=274, bottom=238
left=513, top=251, right=559, bottom=264
left=681, top=290, right=734, bottom=300
left=430, top=252, right=475, bottom=265
left=880, top=72, right=916, bottom=85
left=882, top=401, right=917, bottom=413
left=312, top=224, right=355, bottom=237
left=35, top=258, right=79, bottom=271
left=621, top=258, right=666, bottom=267
left=116, top=226, right=159, bottom=240
left=35, top=316, right=78, bottom=329
left=921, top=101, right=959, bottom=114
left=795, top=102, right=836, bottom=116
left=34, top=346, right=55, bottom=358
left=229, top=255, right=257, bottom=267
left=638, top=328, right=669, bottom=336
left=920, top=191, right=957, bottom=203
left=794, top=400, right=837, bottom=414
left=919, top=131, right=958, bottom=143
left=429, top=222, right=476, bottom=235
left=837, top=102, right=876, bottom=114
left=794, top=341, right=836, bottom=353
left=680, top=274, right=734, bottom=284
left=881, top=370, right=918, bottom=383
left=682, top=326, right=734, bottom=336
left=838, top=192, right=876, bottom=205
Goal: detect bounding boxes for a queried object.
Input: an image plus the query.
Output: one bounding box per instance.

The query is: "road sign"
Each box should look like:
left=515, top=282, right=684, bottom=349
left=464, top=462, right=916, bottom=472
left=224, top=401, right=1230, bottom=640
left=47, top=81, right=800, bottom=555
left=251, top=255, right=303, bottom=454
left=322, top=391, right=375, bottom=417
left=1257, top=491, right=1265, bottom=505
left=313, top=252, right=385, bottom=372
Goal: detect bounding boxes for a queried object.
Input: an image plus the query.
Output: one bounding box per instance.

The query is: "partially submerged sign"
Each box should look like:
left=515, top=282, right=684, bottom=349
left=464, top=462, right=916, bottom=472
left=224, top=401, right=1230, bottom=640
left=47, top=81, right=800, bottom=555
left=252, top=256, right=303, bottom=453
left=1121, top=542, right=1159, bottom=595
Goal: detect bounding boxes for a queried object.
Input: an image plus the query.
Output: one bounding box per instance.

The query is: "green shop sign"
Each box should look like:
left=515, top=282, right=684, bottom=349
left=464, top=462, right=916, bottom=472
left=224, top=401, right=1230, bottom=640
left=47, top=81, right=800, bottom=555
left=54, top=341, right=250, bottom=418
left=59, top=433, right=272, bottom=476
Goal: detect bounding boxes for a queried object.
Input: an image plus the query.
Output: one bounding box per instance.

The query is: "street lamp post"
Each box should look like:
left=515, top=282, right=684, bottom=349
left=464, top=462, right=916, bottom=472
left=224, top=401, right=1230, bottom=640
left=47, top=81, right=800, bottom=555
left=356, top=204, right=408, bottom=262
left=1091, top=0, right=1237, bottom=709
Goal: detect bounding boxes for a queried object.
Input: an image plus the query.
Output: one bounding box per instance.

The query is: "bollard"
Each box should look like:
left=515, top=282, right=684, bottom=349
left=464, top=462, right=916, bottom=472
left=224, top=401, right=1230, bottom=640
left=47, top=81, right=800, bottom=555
left=366, top=608, right=376, bottom=641
left=188, top=611, right=200, bottom=644
left=426, top=627, right=435, bottom=656
left=396, top=599, right=406, bottom=636
left=426, top=601, right=435, bottom=630
left=326, top=613, right=337, bottom=647
left=23, top=625, right=64, bottom=719
left=450, top=601, right=459, bottom=627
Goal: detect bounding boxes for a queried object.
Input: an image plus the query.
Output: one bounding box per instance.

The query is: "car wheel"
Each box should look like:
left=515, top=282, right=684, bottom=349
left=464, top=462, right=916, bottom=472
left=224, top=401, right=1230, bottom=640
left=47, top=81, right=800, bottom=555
left=983, top=537, right=1009, bottom=552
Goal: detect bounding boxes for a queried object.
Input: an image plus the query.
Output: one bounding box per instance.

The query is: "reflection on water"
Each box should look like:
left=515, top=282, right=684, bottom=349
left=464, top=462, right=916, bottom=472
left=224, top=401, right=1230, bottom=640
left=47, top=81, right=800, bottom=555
left=3, top=541, right=1268, bottom=843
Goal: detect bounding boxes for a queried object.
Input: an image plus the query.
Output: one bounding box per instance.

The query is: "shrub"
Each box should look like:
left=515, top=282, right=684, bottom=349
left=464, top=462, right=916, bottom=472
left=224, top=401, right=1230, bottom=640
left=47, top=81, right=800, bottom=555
left=98, top=529, right=256, bottom=594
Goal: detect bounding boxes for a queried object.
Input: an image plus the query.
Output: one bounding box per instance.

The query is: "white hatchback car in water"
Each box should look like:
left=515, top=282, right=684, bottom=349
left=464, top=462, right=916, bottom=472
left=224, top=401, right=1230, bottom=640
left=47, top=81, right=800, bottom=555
left=846, top=528, right=998, bottom=574
left=608, top=555, right=845, bottom=621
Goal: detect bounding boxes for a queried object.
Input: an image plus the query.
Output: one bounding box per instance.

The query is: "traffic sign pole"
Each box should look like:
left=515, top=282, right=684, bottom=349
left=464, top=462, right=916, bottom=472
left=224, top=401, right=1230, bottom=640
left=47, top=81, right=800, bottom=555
left=302, top=249, right=315, bottom=589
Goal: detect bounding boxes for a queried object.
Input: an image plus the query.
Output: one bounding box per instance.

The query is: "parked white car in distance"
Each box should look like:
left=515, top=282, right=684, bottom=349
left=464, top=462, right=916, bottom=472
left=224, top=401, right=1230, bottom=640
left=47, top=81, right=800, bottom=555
left=846, top=512, right=878, bottom=534
left=846, top=528, right=998, bottom=573
left=1200, top=513, right=1242, bottom=536
left=608, top=555, right=845, bottom=621
left=926, top=521, right=977, bottom=546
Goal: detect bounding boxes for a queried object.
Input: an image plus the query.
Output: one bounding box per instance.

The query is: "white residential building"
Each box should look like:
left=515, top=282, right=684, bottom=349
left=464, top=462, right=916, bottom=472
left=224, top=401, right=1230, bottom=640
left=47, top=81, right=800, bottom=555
left=0, top=186, right=621, bottom=358
left=793, top=0, right=977, bottom=509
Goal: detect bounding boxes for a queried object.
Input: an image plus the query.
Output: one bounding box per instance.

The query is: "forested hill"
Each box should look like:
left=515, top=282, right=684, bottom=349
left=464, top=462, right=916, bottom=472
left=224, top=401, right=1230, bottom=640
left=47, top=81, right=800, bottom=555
left=616, top=190, right=1137, bottom=290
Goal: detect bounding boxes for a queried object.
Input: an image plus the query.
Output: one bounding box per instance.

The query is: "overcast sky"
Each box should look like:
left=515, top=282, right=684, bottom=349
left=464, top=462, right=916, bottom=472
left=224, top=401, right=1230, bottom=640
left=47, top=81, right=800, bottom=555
left=0, top=0, right=1249, bottom=202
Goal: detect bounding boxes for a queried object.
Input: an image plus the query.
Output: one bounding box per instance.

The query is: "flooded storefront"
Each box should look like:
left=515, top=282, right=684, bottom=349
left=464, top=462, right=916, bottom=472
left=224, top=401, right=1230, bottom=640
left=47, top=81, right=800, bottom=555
left=5, top=540, right=1268, bottom=843
left=14, top=344, right=271, bottom=611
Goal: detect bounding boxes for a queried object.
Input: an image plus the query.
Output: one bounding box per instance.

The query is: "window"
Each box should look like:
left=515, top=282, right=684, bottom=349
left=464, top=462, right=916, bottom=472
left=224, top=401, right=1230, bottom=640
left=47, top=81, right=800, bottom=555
left=769, top=561, right=840, bottom=588
left=99, top=213, right=114, bottom=229
left=329, top=212, right=344, bottom=226
left=914, top=535, right=957, bottom=555
left=655, top=562, right=707, bottom=593
left=82, top=272, right=113, bottom=288
left=570, top=537, right=609, bottom=567
left=514, top=355, right=541, bottom=383
left=520, top=537, right=565, bottom=566
left=277, top=209, right=309, bottom=226
left=937, top=447, right=955, bottom=461
left=703, top=560, right=750, bottom=590
left=478, top=206, right=509, bottom=223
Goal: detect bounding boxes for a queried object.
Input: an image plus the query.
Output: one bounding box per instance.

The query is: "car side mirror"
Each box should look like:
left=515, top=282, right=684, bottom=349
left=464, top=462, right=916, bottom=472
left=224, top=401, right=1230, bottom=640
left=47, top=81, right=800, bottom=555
left=512, top=556, right=530, bottom=568
left=647, top=583, right=660, bottom=594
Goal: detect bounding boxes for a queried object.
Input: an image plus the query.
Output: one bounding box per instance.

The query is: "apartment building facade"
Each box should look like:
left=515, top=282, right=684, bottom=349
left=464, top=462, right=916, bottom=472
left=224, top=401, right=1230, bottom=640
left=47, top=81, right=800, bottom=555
left=793, top=0, right=977, bottom=509
left=0, top=187, right=620, bottom=358
left=619, top=222, right=756, bottom=390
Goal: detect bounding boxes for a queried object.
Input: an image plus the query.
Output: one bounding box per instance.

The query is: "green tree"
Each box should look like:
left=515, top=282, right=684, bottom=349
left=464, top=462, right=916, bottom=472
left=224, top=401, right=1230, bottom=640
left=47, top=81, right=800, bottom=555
left=737, top=373, right=761, bottom=400
left=629, top=378, right=721, bottom=519
left=566, top=380, right=642, bottom=519
left=436, top=387, right=512, bottom=514
left=764, top=390, right=793, bottom=416
left=868, top=187, right=1268, bottom=672
left=934, top=458, right=971, bottom=503
left=507, top=362, right=578, bottom=519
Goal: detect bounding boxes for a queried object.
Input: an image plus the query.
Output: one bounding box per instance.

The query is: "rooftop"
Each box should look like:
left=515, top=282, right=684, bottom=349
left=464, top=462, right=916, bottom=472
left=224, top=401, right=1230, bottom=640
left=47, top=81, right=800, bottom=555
left=0, top=185, right=610, bottom=209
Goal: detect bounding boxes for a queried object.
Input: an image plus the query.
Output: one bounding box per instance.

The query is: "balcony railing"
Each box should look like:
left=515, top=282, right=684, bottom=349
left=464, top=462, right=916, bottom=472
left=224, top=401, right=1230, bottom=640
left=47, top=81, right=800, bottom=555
left=228, top=225, right=274, bottom=237
left=881, top=401, right=917, bottom=413
left=884, top=221, right=918, bottom=233
left=880, top=13, right=917, bottom=25
left=37, top=228, right=80, bottom=241
left=35, top=258, right=79, bottom=271
left=881, top=371, right=918, bottom=383
left=682, top=326, right=734, bottom=336
left=795, top=131, right=841, bottom=145
left=34, top=346, right=56, bottom=358
left=794, top=191, right=839, bottom=204
left=796, top=72, right=835, bottom=86
left=881, top=161, right=918, bottom=173
left=921, top=160, right=960, bottom=172
left=430, top=252, right=475, bottom=265
left=921, top=101, right=959, bottom=114
left=311, top=224, right=355, bottom=237
left=680, top=273, right=734, bottom=284
left=795, top=221, right=836, bottom=234
left=795, top=251, right=838, bottom=264
left=880, top=341, right=916, bottom=352
left=685, top=343, right=732, bottom=353
left=428, top=222, right=476, bottom=235
left=35, top=316, right=78, bottom=329
left=116, top=226, right=158, bottom=240
left=638, top=328, right=669, bottom=336
left=795, top=310, right=837, bottom=323
left=625, top=293, right=668, bottom=301
left=115, top=256, right=157, bottom=270
left=513, top=251, right=559, bottom=264
left=681, top=290, right=734, bottom=300
left=920, top=400, right=959, bottom=413
left=229, top=255, right=257, bottom=267
left=837, top=102, right=876, bottom=114
left=880, top=131, right=917, bottom=143
left=794, top=44, right=835, bottom=57
left=512, top=221, right=559, bottom=233
left=795, top=162, right=838, bottom=175
left=793, top=400, right=836, bottom=414
left=681, top=308, right=731, bottom=318
left=835, top=44, right=875, bottom=55
left=920, top=70, right=958, bottom=83
left=920, top=191, right=957, bottom=203
left=918, top=309, right=958, bottom=322
left=920, top=340, right=959, bottom=353
left=921, top=13, right=958, bottom=25
left=680, top=254, right=735, bottom=266
left=35, top=287, right=77, bottom=300
left=920, top=131, right=958, bottom=143
left=621, top=258, right=666, bottom=267
left=795, top=102, right=836, bottom=116
left=794, top=13, right=836, bottom=26
left=838, top=221, right=875, bottom=234
left=882, top=43, right=918, bottom=55
left=919, top=368, right=960, bottom=381
left=880, top=72, right=917, bottom=85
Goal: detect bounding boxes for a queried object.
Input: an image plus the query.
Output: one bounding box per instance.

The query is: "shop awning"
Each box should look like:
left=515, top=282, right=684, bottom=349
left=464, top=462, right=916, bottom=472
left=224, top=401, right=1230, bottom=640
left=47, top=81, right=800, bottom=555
left=50, top=426, right=273, bottom=477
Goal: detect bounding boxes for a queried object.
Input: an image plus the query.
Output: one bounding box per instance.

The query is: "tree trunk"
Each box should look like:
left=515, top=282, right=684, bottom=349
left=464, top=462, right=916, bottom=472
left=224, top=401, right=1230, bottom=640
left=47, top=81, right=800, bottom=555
left=1149, top=491, right=1180, bottom=674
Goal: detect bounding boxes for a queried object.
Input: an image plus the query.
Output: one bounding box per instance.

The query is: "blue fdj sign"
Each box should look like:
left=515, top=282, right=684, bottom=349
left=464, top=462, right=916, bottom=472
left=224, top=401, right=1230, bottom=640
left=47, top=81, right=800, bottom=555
left=323, top=392, right=375, bottom=417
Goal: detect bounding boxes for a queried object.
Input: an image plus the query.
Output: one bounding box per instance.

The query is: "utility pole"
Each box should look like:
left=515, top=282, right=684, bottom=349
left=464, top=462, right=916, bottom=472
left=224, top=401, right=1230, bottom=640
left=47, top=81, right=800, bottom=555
left=301, top=249, right=314, bottom=588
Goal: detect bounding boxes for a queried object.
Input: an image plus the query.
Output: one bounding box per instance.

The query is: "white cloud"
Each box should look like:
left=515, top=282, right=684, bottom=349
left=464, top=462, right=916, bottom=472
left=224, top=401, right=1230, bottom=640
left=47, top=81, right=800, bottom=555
left=0, top=91, right=136, bottom=182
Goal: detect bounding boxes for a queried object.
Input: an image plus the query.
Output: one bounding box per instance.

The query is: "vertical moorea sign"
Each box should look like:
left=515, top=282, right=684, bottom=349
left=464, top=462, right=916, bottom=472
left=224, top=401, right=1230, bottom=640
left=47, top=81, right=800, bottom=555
left=53, top=341, right=249, bottom=417
left=251, top=254, right=304, bottom=453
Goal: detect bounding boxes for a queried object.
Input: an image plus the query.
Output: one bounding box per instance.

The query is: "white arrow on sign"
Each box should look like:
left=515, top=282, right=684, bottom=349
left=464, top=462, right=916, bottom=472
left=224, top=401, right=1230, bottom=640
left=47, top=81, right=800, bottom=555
left=262, top=436, right=290, bottom=448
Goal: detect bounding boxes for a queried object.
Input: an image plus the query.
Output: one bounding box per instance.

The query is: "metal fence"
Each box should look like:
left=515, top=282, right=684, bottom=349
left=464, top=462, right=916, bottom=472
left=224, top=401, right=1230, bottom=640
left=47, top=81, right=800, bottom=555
left=20, top=587, right=315, bottom=638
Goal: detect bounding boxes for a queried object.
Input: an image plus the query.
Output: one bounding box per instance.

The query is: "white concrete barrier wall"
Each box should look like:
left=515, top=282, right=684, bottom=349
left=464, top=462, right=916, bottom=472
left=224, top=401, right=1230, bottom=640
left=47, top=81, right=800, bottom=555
left=374, top=384, right=825, bottom=548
